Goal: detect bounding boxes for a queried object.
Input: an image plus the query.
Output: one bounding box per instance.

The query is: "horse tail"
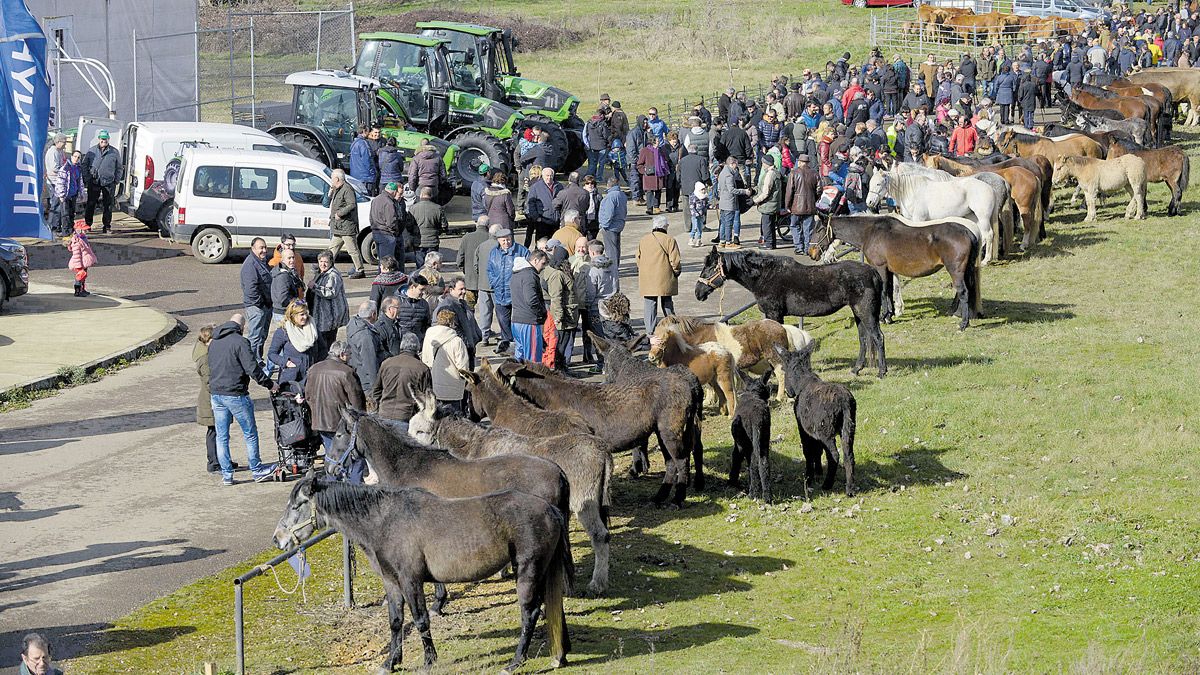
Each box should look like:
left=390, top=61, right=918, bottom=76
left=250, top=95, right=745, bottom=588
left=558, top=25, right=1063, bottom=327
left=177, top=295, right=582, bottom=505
left=544, top=512, right=573, bottom=665
left=781, top=324, right=812, bottom=351
left=599, top=452, right=614, bottom=526
left=1180, top=153, right=1191, bottom=197
left=555, top=471, right=572, bottom=523
left=840, top=396, right=857, bottom=494
left=965, top=229, right=982, bottom=315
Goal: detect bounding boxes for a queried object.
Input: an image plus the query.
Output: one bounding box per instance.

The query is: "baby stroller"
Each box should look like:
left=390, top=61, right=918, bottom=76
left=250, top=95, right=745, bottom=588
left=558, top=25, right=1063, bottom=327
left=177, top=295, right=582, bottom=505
left=269, top=380, right=321, bottom=480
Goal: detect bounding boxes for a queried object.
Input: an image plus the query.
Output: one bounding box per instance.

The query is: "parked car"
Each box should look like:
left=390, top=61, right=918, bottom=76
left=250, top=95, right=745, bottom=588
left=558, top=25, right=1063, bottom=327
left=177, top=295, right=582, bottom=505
left=1012, top=0, right=1103, bottom=20
left=843, top=0, right=914, bottom=7
left=169, top=147, right=377, bottom=265
left=0, top=238, right=29, bottom=312
left=75, top=118, right=290, bottom=233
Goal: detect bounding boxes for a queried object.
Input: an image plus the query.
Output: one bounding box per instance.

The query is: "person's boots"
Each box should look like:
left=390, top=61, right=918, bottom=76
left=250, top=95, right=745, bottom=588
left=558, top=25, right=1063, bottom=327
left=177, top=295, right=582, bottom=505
left=78, top=280, right=90, bottom=297
left=73, top=281, right=83, bottom=297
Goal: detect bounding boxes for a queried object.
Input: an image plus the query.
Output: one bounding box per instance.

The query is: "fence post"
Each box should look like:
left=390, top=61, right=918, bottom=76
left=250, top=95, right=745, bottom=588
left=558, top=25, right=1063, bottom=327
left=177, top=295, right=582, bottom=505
left=194, top=22, right=201, bottom=122
left=348, top=4, right=358, bottom=62
left=132, top=29, right=138, bottom=121
left=250, top=17, right=257, bottom=125
left=343, top=534, right=354, bottom=607
left=316, top=11, right=323, bottom=69
left=234, top=582, right=245, bottom=675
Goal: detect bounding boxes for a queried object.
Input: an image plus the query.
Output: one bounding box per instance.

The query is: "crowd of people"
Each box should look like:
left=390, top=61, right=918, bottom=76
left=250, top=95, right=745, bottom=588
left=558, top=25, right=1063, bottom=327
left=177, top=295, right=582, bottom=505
left=190, top=0, right=1200, bottom=483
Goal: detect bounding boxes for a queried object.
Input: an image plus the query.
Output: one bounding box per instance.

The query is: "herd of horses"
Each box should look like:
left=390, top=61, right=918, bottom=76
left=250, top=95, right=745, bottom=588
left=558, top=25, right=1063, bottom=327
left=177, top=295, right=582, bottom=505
left=904, top=6, right=1088, bottom=45
left=268, top=69, right=1197, bottom=673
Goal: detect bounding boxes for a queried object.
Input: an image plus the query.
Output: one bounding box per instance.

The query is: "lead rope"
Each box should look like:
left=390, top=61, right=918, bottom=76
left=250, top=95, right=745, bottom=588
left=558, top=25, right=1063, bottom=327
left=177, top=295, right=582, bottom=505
left=266, top=549, right=310, bottom=603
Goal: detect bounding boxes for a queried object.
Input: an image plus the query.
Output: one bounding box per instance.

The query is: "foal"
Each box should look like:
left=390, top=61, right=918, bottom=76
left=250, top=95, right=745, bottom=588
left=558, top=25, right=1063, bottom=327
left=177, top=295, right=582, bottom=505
left=730, top=371, right=774, bottom=503
left=776, top=343, right=857, bottom=499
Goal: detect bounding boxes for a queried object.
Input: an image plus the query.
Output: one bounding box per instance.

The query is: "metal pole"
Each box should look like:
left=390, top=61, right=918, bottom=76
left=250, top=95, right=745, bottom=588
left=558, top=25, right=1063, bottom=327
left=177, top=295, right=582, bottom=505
left=316, top=12, right=323, bottom=70
left=342, top=534, right=354, bottom=608
left=234, top=582, right=245, bottom=675
left=228, top=26, right=236, bottom=124
left=194, top=22, right=201, bottom=122
left=250, top=17, right=256, bottom=126
left=132, top=29, right=138, bottom=120
left=349, top=5, right=358, bottom=62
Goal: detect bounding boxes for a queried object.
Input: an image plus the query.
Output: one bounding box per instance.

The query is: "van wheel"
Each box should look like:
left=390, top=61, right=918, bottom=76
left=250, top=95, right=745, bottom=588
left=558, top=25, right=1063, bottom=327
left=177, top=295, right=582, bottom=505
left=193, top=227, right=230, bottom=264
left=155, top=205, right=173, bottom=236
left=0, top=275, right=8, bottom=313
left=360, top=231, right=378, bottom=266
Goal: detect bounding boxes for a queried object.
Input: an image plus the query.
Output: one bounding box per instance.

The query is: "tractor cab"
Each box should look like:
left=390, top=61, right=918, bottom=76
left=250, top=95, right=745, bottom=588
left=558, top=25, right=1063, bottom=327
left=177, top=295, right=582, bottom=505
left=416, top=21, right=581, bottom=126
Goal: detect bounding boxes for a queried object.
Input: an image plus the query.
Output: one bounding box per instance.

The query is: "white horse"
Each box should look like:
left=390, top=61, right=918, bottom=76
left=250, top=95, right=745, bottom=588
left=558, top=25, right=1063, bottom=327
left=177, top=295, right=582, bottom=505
left=867, top=165, right=1002, bottom=265
left=888, top=162, right=1016, bottom=258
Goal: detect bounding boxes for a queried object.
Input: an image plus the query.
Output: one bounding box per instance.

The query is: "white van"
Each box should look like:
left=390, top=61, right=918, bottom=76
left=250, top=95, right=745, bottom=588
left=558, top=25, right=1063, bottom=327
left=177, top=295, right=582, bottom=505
left=75, top=118, right=289, bottom=231
left=169, top=148, right=376, bottom=264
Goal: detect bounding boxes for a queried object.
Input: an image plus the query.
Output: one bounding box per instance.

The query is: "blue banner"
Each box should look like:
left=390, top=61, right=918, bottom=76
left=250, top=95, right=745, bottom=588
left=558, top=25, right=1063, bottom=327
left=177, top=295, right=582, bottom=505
left=0, top=0, right=50, bottom=239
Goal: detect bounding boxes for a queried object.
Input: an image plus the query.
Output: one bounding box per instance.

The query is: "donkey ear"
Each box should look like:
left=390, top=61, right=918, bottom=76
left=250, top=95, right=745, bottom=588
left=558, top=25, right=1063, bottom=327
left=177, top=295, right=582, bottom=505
left=458, top=368, right=479, bottom=384
left=340, top=406, right=357, bottom=426
left=760, top=370, right=773, bottom=385
left=626, top=333, right=648, bottom=351
left=590, top=331, right=610, bottom=354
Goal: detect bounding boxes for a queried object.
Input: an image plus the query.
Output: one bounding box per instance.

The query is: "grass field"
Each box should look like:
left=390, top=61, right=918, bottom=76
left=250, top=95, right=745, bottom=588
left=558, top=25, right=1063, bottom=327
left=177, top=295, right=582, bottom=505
left=66, top=2, right=1200, bottom=672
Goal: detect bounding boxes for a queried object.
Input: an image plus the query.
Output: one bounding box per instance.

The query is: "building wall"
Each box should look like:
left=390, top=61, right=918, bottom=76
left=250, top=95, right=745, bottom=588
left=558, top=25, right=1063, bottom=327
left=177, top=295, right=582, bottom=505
left=27, top=0, right=198, bottom=127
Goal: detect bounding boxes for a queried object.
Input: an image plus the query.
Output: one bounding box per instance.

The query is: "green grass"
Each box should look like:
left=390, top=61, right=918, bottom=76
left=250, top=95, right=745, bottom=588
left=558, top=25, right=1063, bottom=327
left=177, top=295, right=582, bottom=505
left=64, top=2, right=1200, bottom=672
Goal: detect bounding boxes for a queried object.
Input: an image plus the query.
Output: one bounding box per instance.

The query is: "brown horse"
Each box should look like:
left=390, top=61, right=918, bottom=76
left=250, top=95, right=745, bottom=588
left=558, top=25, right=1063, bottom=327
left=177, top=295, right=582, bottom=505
left=997, top=127, right=1105, bottom=163
left=953, top=154, right=1054, bottom=217
left=1069, top=88, right=1153, bottom=137
left=925, top=154, right=1046, bottom=251
left=808, top=215, right=981, bottom=331
left=1129, top=68, right=1200, bottom=126
left=1107, top=141, right=1191, bottom=216
left=1077, top=83, right=1165, bottom=146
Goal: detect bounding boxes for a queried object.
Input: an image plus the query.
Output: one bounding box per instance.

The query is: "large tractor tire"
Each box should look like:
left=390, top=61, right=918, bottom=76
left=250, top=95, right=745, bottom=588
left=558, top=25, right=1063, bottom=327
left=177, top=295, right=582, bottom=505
left=563, top=130, right=587, bottom=174
left=272, top=130, right=327, bottom=165
left=515, top=114, right=569, bottom=175
left=452, top=130, right=513, bottom=192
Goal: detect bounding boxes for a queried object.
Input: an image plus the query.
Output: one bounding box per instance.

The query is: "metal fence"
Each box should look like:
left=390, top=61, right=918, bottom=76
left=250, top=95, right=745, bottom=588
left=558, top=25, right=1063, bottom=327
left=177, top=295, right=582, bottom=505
left=130, top=6, right=356, bottom=124
left=870, top=7, right=1064, bottom=64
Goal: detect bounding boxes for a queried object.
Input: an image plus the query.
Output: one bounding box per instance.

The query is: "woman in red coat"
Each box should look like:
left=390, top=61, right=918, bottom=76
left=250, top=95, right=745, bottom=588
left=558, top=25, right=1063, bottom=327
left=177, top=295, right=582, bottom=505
left=636, top=135, right=668, bottom=215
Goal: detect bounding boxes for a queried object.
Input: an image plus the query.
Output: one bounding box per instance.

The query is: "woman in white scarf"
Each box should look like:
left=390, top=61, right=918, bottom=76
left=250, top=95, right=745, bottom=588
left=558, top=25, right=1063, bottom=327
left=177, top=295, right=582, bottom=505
left=266, top=299, right=322, bottom=385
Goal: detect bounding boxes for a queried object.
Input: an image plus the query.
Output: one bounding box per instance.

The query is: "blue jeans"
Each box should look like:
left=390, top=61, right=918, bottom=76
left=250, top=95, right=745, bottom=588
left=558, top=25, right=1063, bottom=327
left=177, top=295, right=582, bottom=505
left=719, top=210, right=742, bottom=242
left=373, top=231, right=397, bottom=265
left=244, top=304, right=271, bottom=365
left=790, top=214, right=815, bottom=252
left=760, top=212, right=776, bottom=249
left=212, top=394, right=267, bottom=480
left=690, top=214, right=705, bottom=240
left=629, top=167, right=643, bottom=200
left=587, top=149, right=607, bottom=180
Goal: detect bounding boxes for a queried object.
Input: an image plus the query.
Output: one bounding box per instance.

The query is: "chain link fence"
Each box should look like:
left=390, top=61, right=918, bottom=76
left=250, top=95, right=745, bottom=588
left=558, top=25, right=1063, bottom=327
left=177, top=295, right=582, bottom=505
left=130, top=6, right=355, bottom=124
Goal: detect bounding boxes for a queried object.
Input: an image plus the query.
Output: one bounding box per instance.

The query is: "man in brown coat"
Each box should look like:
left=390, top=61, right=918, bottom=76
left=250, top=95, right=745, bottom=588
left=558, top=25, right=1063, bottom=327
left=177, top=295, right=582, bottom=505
left=636, top=214, right=681, bottom=333
left=370, top=333, right=432, bottom=427
left=784, top=155, right=820, bottom=255
left=406, top=140, right=445, bottom=202
left=304, top=340, right=365, bottom=452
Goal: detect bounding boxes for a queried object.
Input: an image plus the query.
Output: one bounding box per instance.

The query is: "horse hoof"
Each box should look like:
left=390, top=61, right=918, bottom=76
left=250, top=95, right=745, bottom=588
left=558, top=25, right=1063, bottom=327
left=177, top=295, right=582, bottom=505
left=586, top=582, right=607, bottom=597
left=550, top=656, right=567, bottom=668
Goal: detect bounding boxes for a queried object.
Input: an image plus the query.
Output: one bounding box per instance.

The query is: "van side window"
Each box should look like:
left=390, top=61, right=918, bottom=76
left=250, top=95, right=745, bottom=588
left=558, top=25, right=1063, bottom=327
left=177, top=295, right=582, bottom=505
left=288, top=170, right=328, bottom=205
left=233, top=167, right=278, bottom=201
left=193, top=166, right=232, bottom=198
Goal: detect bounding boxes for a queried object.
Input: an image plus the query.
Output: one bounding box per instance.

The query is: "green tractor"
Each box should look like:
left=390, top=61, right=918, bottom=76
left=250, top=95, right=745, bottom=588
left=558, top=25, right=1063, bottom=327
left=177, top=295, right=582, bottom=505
left=266, top=69, right=459, bottom=204
left=354, top=33, right=574, bottom=189
left=414, top=21, right=587, bottom=171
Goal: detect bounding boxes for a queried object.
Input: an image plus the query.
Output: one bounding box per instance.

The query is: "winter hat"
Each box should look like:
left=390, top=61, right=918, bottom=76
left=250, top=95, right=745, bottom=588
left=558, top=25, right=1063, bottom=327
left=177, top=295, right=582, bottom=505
left=97, top=130, right=109, bottom=140
left=494, top=228, right=513, bottom=238
left=73, top=218, right=90, bottom=232
left=611, top=138, right=622, bottom=148
left=546, top=238, right=563, bottom=251
left=693, top=182, right=707, bottom=198
left=477, top=163, right=491, bottom=175
left=385, top=181, right=399, bottom=192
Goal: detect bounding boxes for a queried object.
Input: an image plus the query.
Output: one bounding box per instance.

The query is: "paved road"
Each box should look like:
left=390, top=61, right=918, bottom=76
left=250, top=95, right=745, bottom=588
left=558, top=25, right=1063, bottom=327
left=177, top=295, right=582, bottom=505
left=0, top=196, right=756, bottom=664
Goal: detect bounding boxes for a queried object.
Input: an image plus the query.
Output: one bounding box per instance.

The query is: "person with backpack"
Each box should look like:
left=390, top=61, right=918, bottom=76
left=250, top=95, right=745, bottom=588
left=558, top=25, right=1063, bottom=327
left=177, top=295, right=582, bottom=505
left=584, top=110, right=612, bottom=180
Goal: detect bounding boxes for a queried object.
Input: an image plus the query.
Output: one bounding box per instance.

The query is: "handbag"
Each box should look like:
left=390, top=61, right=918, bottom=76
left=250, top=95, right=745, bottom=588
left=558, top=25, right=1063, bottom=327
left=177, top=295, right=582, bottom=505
left=277, top=414, right=308, bottom=447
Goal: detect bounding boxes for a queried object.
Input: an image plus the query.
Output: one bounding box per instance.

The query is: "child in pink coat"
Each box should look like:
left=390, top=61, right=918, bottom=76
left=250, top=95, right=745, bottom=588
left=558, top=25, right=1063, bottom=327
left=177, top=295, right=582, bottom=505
left=65, top=219, right=98, bottom=297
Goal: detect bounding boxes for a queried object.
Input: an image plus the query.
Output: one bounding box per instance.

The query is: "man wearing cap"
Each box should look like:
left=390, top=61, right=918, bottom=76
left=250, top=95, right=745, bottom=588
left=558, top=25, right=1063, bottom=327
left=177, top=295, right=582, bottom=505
left=636, top=215, right=680, bottom=333
left=410, top=186, right=447, bottom=261
left=82, top=129, right=122, bottom=233
left=784, top=153, right=819, bottom=255
left=487, top=227, right=529, bottom=352
left=471, top=222, right=501, bottom=344
left=607, top=101, right=630, bottom=146
left=585, top=109, right=612, bottom=180
left=470, top=164, right=490, bottom=221
left=370, top=181, right=404, bottom=268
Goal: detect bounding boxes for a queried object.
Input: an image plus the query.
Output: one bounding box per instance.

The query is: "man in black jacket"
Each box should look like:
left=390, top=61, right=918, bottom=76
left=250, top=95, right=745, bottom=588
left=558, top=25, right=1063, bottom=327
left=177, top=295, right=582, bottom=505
left=722, top=122, right=754, bottom=186
left=240, top=237, right=273, bottom=365
left=396, top=275, right=432, bottom=343
left=270, top=247, right=303, bottom=325
left=208, top=314, right=278, bottom=485
left=510, top=251, right=548, bottom=363
left=374, top=295, right=405, bottom=359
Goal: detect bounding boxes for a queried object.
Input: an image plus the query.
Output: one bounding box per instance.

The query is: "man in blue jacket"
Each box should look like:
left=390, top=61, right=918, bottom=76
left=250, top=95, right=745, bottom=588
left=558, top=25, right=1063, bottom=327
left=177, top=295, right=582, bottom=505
left=350, top=126, right=380, bottom=196
left=208, top=313, right=278, bottom=485
left=598, top=178, right=627, bottom=290
left=486, top=228, right=530, bottom=352
left=240, top=237, right=273, bottom=366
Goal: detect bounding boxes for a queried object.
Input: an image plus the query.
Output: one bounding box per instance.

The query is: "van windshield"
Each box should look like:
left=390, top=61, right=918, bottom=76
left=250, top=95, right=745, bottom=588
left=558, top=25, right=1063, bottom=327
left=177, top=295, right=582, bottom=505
left=322, top=167, right=370, bottom=203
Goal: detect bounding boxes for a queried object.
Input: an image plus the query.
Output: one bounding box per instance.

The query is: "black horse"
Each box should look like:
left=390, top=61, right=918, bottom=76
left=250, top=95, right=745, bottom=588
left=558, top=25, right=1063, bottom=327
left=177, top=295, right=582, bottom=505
left=274, top=476, right=572, bottom=674
left=696, top=247, right=887, bottom=378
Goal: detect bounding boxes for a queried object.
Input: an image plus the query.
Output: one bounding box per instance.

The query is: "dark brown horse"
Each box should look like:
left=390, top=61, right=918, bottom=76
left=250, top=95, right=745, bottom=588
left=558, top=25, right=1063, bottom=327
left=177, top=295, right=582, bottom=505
left=925, top=154, right=1046, bottom=251
left=808, top=215, right=980, bottom=331
left=1107, top=141, right=1191, bottom=216
left=1068, top=88, right=1153, bottom=140
left=1078, top=83, right=1166, bottom=146
left=274, top=477, right=572, bottom=674
left=952, top=154, right=1053, bottom=217
left=696, top=248, right=887, bottom=377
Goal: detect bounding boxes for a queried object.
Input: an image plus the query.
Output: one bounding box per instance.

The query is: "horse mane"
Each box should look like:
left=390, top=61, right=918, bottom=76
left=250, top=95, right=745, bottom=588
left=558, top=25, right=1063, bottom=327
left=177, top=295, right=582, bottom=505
left=657, top=314, right=714, bottom=336
left=361, top=413, right=451, bottom=457
left=310, top=479, right=392, bottom=520
left=883, top=171, right=926, bottom=203
left=721, top=249, right=794, bottom=279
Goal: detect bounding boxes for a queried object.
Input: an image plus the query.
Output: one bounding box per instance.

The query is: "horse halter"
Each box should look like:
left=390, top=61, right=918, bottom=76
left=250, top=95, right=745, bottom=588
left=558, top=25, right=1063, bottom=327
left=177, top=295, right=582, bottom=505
left=282, top=499, right=319, bottom=549
left=327, top=417, right=360, bottom=480
left=697, top=255, right=726, bottom=288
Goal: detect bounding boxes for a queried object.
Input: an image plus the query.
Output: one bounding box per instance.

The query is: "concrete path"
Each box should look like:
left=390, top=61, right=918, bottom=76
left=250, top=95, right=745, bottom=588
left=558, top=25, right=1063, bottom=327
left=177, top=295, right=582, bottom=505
left=0, top=195, right=766, bottom=666
left=0, top=283, right=179, bottom=391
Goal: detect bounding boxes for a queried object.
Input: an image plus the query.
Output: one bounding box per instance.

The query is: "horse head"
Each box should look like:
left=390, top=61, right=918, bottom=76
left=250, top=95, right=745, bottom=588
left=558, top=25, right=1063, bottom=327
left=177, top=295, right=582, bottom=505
left=739, top=368, right=774, bottom=401
left=694, top=246, right=727, bottom=301
left=327, top=406, right=366, bottom=479
left=273, top=471, right=322, bottom=550
left=865, top=169, right=888, bottom=210
left=406, top=385, right=440, bottom=446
